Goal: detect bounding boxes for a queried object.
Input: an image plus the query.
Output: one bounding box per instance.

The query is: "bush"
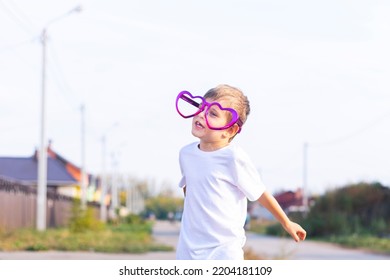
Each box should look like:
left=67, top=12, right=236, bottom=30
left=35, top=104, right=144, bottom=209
left=112, top=214, right=153, bottom=234
left=304, top=182, right=390, bottom=238
left=143, top=196, right=183, bottom=220
left=68, top=200, right=104, bottom=233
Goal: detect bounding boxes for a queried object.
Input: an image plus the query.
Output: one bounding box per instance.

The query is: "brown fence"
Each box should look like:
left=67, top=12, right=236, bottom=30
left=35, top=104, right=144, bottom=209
left=0, top=177, right=100, bottom=231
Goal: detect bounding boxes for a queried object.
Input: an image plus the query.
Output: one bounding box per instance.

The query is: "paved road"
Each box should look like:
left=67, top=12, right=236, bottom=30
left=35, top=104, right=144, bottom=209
left=0, top=220, right=388, bottom=260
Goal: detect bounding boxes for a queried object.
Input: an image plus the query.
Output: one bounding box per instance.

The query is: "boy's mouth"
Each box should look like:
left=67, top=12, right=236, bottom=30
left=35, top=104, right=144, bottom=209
left=195, top=121, right=205, bottom=129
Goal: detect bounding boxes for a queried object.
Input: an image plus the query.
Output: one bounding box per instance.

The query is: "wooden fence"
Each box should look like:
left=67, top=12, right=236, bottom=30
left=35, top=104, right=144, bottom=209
left=0, top=177, right=100, bottom=231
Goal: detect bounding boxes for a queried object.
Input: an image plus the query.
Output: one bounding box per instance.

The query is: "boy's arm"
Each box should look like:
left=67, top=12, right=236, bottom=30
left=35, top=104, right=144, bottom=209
left=258, top=190, right=306, bottom=242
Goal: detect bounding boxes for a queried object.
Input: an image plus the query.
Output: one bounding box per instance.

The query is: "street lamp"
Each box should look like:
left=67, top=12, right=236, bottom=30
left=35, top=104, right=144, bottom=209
left=100, top=122, right=119, bottom=222
left=302, top=142, right=309, bottom=214
left=108, top=141, right=127, bottom=219
left=80, top=104, right=87, bottom=208
left=37, top=6, right=82, bottom=231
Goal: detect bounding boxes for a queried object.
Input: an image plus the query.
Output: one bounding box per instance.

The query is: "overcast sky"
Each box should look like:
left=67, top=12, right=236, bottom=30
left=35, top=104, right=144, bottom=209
left=1, top=0, right=389, bottom=196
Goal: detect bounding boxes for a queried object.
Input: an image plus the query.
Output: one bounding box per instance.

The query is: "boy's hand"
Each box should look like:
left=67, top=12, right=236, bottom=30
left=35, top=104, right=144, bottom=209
left=284, top=221, right=306, bottom=242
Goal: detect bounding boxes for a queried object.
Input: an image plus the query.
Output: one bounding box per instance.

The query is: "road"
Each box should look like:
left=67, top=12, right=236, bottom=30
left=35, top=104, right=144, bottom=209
left=0, top=220, right=388, bottom=260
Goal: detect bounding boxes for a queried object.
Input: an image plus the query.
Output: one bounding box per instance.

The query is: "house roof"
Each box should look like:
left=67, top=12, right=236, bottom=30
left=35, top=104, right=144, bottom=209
left=47, top=146, right=84, bottom=182
left=274, top=189, right=304, bottom=210
left=0, top=156, right=76, bottom=186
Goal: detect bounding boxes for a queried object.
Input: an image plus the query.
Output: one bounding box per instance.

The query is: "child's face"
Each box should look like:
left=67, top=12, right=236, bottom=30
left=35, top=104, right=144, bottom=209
left=191, top=98, right=238, bottom=147
left=176, top=90, right=242, bottom=131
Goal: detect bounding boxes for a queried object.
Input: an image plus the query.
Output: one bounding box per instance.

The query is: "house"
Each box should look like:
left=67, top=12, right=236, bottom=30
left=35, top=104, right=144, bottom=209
left=249, top=188, right=307, bottom=221
left=0, top=153, right=77, bottom=191
left=0, top=143, right=97, bottom=201
left=273, top=188, right=306, bottom=213
left=46, top=144, right=92, bottom=199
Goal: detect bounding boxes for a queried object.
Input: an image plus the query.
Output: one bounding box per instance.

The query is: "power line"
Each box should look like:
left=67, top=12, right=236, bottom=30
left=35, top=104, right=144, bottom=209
left=46, top=41, right=81, bottom=110
left=4, top=0, right=35, bottom=26
left=0, top=37, right=38, bottom=54
left=302, top=108, right=390, bottom=198
left=259, top=147, right=301, bottom=174
left=309, top=109, right=390, bottom=148
left=0, top=0, right=36, bottom=35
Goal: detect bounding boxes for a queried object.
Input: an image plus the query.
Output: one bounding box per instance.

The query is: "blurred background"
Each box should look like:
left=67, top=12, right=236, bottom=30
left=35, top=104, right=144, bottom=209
left=0, top=0, right=389, bottom=255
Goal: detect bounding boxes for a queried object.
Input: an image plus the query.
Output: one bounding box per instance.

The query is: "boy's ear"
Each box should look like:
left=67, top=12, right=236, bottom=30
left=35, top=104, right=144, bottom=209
left=227, top=124, right=240, bottom=138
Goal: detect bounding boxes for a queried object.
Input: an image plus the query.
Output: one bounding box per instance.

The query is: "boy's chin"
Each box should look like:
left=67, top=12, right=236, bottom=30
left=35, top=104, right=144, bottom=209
left=191, top=129, right=202, bottom=138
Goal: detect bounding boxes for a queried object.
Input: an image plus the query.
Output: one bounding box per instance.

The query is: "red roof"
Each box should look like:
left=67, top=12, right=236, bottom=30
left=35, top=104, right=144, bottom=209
left=274, top=188, right=304, bottom=210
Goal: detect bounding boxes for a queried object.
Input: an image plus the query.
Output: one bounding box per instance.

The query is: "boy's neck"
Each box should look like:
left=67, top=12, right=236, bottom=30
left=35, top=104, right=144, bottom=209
left=198, top=141, right=230, bottom=152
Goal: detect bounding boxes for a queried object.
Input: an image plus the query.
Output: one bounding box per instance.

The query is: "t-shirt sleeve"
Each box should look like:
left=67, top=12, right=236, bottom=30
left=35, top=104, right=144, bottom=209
left=231, top=146, right=266, bottom=201
left=178, top=147, right=186, bottom=189
left=178, top=176, right=186, bottom=189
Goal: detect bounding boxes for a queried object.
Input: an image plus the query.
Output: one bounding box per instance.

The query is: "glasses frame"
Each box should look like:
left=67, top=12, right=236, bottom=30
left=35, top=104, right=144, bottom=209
left=175, top=90, right=243, bottom=132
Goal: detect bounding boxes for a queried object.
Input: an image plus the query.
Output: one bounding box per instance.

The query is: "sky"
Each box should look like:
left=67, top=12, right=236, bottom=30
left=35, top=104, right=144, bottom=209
left=1, top=0, right=389, bottom=197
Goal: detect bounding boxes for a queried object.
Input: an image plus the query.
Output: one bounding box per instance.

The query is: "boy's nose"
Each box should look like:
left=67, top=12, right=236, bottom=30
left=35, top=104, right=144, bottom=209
left=198, top=109, right=206, bottom=118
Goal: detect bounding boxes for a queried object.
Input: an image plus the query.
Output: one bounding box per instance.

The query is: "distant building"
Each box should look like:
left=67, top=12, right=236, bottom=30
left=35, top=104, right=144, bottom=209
left=249, top=188, right=307, bottom=220
left=273, top=188, right=306, bottom=213
left=0, top=143, right=97, bottom=201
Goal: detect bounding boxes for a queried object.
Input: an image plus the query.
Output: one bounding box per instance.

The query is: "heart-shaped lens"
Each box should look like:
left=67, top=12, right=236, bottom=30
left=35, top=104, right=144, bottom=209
left=176, top=91, right=204, bottom=118
left=206, top=103, right=238, bottom=130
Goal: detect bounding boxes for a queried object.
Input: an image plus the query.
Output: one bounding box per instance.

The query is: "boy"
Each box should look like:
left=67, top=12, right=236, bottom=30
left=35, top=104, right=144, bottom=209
left=175, top=84, right=306, bottom=260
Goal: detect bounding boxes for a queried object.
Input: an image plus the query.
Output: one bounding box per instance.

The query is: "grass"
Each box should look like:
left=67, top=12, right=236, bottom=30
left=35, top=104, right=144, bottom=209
left=326, top=235, right=390, bottom=255
left=248, top=219, right=390, bottom=256
left=0, top=223, right=266, bottom=259
left=2, top=217, right=389, bottom=257
left=0, top=222, right=173, bottom=254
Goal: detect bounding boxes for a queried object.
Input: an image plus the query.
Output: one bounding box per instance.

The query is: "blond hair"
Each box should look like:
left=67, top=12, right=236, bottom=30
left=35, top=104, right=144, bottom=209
left=203, top=84, right=250, bottom=125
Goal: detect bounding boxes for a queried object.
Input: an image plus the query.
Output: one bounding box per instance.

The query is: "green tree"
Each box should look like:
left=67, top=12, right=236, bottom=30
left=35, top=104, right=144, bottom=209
left=304, top=182, right=390, bottom=237
left=143, top=194, right=183, bottom=220
left=68, top=200, right=104, bottom=233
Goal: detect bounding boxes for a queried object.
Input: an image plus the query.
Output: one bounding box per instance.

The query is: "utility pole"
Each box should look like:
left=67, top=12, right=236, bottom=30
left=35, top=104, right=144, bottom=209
left=302, top=142, right=309, bottom=213
left=100, top=122, right=119, bottom=222
left=80, top=104, right=87, bottom=208
left=109, top=151, right=119, bottom=219
left=100, top=135, right=107, bottom=221
left=37, top=28, right=48, bottom=232
left=109, top=141, right=126, bottom=218
left=36, top=6, right=82, bottom=231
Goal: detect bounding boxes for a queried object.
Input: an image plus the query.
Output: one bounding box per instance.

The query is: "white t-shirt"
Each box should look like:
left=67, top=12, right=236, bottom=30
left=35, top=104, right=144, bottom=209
left=176, top=142, right=266, bottom=260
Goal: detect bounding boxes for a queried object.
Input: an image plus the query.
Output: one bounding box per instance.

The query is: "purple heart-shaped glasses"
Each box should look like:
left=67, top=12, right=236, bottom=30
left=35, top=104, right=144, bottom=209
left=175, top=90, right=243, bottom=132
